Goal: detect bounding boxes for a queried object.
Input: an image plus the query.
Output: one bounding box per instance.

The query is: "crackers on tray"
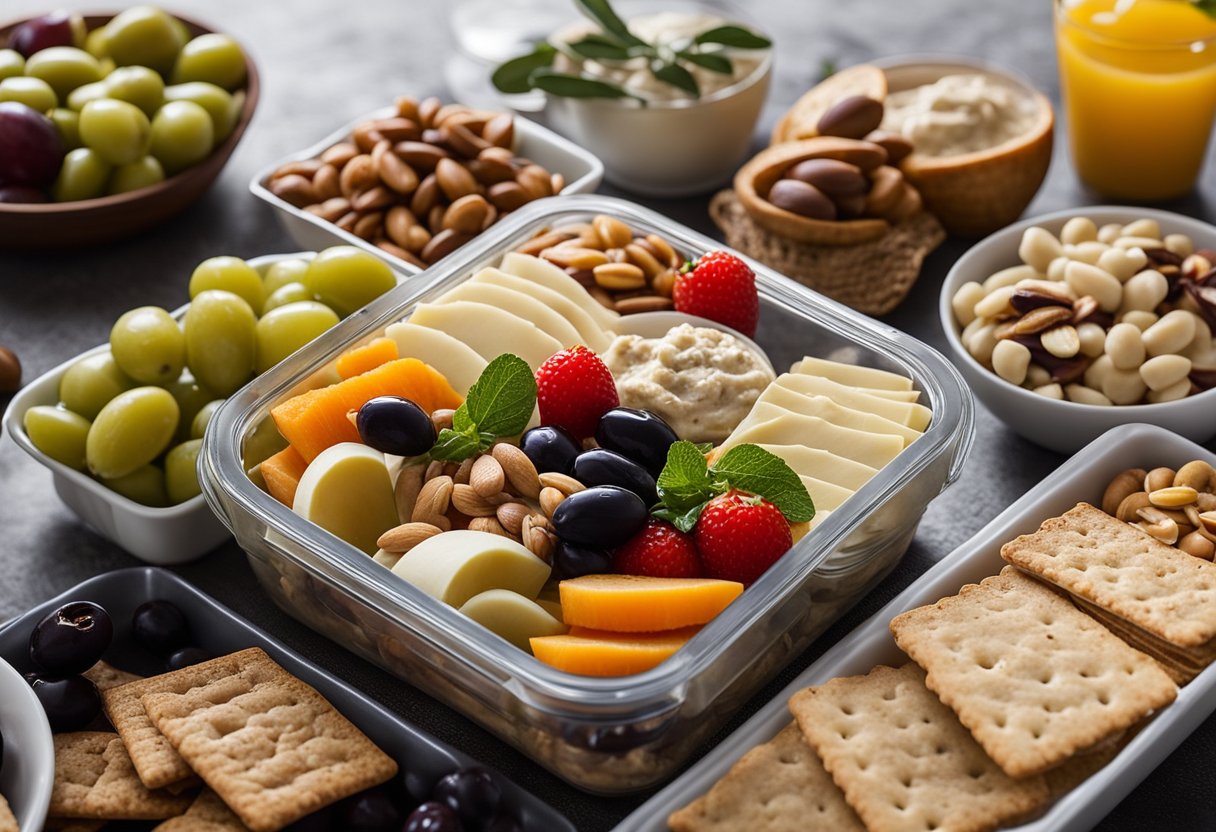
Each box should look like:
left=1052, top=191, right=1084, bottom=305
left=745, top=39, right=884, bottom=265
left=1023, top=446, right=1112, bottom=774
left=50, top=731, right=194, bottom=820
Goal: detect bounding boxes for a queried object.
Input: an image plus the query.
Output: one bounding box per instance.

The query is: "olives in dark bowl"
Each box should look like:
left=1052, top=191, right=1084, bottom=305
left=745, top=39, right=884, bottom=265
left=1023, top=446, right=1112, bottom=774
left=26, top=673, right=101, bottom=731
left=132, top=599, right=191, bottom=655
left=572, top=449, right=657, bottom=506
left=594, top=407, right=678, bottom=477
left=518, top=425, right=581, bottom=475
left=404, top=802, right=461, bottom=832
left=29, top=600, right=113, bottom=675
left=356, top=396, right=436, bottom=457
left=432, top=766, right=503, bottom=829
left=552, top=485, right=647, bottom=549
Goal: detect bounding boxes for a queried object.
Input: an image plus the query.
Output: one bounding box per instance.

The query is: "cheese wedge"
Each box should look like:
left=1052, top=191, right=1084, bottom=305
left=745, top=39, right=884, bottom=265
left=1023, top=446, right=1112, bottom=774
left=384, top=321, right=487, bottom=396
left=459, top=589, right=568, bottom=651
left=292, top=443, right=399, bottom=555
left=392, top=530, right=550, bottom=607
left=436, top=280, right=585, bottom=349
left=719, top=405, right=905, bottom=468
left=776, top=373, right=932, bottom=431
left=756, top=387, right=922, bottom=446
left=798, top=475, right=854, bottom=511
left=409, top=301, right=563, bottom=369
left=471, top=268, right=612, bottom=352
left=499, top=252, right=620, bottom=331
left=753, top=443, right=877, bottom=490
left=791, top=356, right=915, bottom=392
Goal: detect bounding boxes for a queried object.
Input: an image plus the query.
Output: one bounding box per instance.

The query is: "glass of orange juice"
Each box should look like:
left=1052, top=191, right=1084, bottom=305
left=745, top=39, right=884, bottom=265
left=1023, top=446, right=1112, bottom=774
left=1056, top=0, right=1216, bottom=200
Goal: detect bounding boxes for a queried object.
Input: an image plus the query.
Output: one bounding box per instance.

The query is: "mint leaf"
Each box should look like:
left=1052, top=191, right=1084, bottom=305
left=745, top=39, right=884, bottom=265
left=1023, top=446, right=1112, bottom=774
left=492, top=43, right=557, bottom=94
left=693, top=25, right=771, bottom=49
left=653, top=503, right=708, bottom=534
left=1194, top=0, right=1216, bottom=18
left=711, top=444, right=815, bottom=523
left=693, top=441, right=714, bottom=454
left=464, top=354, right=536, bottom=438
left=429, top=428, right=481, bottom=461
left=451, top=403, right=474, bottom=433
left=656, top=440, right=718, bottom=511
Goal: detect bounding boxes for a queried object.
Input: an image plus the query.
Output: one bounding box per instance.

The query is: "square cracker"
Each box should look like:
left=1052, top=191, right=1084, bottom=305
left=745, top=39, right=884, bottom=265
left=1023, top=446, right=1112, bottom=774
left=890, top=566, right=1176, bottom=778
left=789, top=664, right=1049, bottom=832
left=139, top=647, right=397, bottom=832
left=1073, top=597, right=1216, bottom=684
left=0, top=794, right=16, bottom=832
left=1001, top=502, right=1216, bottom=647
left=102, top=667, right=199, bottom=790
left=153, top=789, right=250, bottom=831
left=667, top=723, right=865, bottom=832
left=50, top=731, right=194, bottom=820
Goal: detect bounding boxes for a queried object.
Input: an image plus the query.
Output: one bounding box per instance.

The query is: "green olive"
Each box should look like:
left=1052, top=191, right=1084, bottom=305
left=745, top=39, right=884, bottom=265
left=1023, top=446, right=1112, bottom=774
left=66, top=80, right=108, bottom=111
left=165, top=439, right=204, bottom=504
left=104, top=65, right=164, bottom=116
left=261, top=258, right=310, bottom=293
left=171, top=33, right=246, bottom=90
left=79, top=98, right=151, bottom=166
left=59, top=353, right=133, bottom=420
left=149, top=99, right=213, bottom=174
left=108, top=155, right=165, bottom=194
left=48, top=108, right=81, bottom=150
left=163, top=81, right=236, bottom=142
left=23, top=47, right=103, bottom=100
left=188, top=255, right=264, bottom=312
left=0, top=76, right=57, bottom=112
left=84, top=27, right=109, bottom=60
left=102, top=464, right=168, bottom=507
left=103, top=6, right=184, bottom=76
left=53, top=147, right=111, bottom=202
left=183, top=290, right=256, bottom=396
left=190, top=399, right=224, bottom=439
left=164, top=374, right=217, bottom=443
left=86, top=386, right=179, bottom=479
left=261, top=282, right=314, bottom=314
left=0, top=50, right=25, bottom=82
left=24, top=405, right=91, bottom=470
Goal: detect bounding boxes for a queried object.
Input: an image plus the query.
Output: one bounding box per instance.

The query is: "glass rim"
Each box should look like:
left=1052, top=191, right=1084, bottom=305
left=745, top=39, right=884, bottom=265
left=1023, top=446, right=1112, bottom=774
left=1055, top=0, right=1216, bottom=51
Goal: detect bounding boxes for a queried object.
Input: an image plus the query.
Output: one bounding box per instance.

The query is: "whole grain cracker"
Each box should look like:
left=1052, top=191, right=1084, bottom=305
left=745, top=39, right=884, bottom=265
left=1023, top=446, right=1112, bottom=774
left=890, top=567, right=1176, bottom=779
left=50, top=731, right=194, bottom=820
left=140, top=647, right=397, bottom=832
left=0, top=794, right=16, bottom=832
left=153, top=789, right=250, bottom=831
left=1072, top=599, right=1208, bottom=685
left=84, top=660, right=144, bottom=691
left=1001, top=503, right=1216, bottom=647
left=667, top=723, right=864, bottom=832
left=789, top=663, right=1049, bottom=832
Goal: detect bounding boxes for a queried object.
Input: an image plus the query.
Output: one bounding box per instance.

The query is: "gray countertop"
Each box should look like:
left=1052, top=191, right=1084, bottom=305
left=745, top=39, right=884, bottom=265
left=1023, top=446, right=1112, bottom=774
left=2, top=1, right=1215, bottom=829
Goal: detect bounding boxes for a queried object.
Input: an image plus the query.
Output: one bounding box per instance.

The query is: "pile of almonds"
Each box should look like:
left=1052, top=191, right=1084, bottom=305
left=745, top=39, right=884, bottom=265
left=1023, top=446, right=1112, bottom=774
left=267, top=96, right=564, bottom=268
left=1101, top=460, right=1216, bottom=559
left=515, top=214, right=687, bottom=314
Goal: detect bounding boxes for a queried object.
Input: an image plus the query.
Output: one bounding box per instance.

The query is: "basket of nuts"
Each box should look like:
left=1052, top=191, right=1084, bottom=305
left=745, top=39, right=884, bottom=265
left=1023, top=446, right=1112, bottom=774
left=251, top=95, right=603, bottom=273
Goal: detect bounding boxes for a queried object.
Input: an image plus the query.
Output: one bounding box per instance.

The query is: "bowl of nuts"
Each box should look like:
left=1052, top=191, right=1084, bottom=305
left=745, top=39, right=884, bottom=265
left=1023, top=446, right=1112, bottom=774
left=941, top=206, right=1216, bottom=454
left=251, top=95, right=603, bottom=273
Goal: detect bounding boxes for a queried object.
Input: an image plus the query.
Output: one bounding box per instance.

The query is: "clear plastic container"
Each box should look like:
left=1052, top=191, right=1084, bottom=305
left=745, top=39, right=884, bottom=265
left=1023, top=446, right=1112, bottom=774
left=200, top=194, right=974, bottom=793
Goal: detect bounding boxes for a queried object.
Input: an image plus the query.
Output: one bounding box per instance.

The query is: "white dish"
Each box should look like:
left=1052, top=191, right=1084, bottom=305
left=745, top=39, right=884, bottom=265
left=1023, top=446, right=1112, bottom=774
left=611, top=310, right=775, bottom=375
left=249, top=108, right=604, bottom=263
left=0, top=657, right=54, bottom=832
left=939, top=206, right=1216, bottom=454
left=617, top=422, right=1216, bottom=832
left=2, top=252, right=354, bottom=565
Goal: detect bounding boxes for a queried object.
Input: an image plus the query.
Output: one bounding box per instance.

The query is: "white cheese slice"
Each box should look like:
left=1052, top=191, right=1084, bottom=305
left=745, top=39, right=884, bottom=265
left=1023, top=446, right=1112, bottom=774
left=384, top=321, right=487, bottom=397
left=471, top=268, right=612, bottom=352
left=798, top=475, right=855, bottom=511
left=499, top=252, right=620, bottom=331
left=436, top=279, right=585, bottom=349
left=391, top=529, right=551, bottom=607
left=756, top=386, right=922, bottom=446
left=791, top=356, right=915, bottom=392
left=776, top=373, right=932, bottom=431
left=409, top=301, right=563, bottom=370
left=753, top=443, right=878, bottom=491
left=459, top=588, right=568, bottom=651
left=719, top=404, right=905, bottom=468
left=292, top=442, right=399, bottom=555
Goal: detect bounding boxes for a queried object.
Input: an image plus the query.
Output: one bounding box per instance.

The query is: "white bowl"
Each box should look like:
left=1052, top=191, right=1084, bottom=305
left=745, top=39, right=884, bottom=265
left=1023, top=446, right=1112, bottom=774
left=1, top=253, right=351, bottom=564
left=250, top=108, right=603, bottom=263
left=939, top=206, right=1216, bottom=454
left=0, top=657, right=53, bottom=832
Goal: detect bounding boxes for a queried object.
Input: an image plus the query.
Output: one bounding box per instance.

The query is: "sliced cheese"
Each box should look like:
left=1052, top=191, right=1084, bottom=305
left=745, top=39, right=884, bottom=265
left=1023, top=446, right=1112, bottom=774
left=292, top=443, right=399, bottom=555
left=408, top=301, right=562, bottom=370
left=499, top=252, right=620, bottom=331
left=391, top=530, right=550, bottom=607
left=791, top=356, right=915, bottom=392
left=776, top=373, right=932, bottom=431
left=460, top=589, right=568, bottom=652
left=754, top=443, right=877, bottom=491
left=472, top=268, right=613, bottom=352
left=719, top=404, right=904, bottom=469
left=384, top=321, right=487, bottom=396
left=798, top=475, right=855, bottom=511
left=436, top=279, right=585, bottom=349
left=756, top=386, right=922, bottom=446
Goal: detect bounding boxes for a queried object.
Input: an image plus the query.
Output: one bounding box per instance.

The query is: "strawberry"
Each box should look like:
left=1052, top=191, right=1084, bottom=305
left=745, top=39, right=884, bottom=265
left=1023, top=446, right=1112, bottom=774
left=613, top=518, right=703, bottom=578
left=673, top=250, right=759, bottom=337
left=693, top=490, right=791, bottom=586
left=535, top=345, right=619, bottom=439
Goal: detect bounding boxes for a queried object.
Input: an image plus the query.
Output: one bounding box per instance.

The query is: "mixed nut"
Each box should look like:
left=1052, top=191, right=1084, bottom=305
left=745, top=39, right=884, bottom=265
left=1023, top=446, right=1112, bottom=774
left=952, top=217, right=1216, bottom=404
left=1101, top=460, right=1216, bottom=559
left=267, top=95, right=564, bottom=268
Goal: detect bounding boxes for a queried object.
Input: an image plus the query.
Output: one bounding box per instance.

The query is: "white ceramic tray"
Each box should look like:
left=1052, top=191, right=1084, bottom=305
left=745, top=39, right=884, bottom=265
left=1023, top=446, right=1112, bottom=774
left=616, top=422, right=1216, bottom=832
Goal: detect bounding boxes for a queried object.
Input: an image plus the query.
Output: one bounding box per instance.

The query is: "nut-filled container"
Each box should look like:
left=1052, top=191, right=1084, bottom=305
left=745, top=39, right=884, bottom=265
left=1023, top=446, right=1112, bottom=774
left=200, top=195, right=974, bottom=793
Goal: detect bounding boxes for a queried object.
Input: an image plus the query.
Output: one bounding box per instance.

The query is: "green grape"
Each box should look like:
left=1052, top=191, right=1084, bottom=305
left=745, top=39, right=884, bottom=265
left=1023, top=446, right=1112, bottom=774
left=23, top=406, right=90, bottom=470
left=184, top=290, right=256, bottom=396
left=48, top=108, right=81, bottom=150
left=108, top=155, right=164, bottom=194
left=0, top=76, right=57, bottom=112
left=188, top=255, right=263, bottom=312
left=150, top=99, right=213, bottom=174
left=23, top=47, right=102, bottom=100
left=53, top=147, right=111, bottom=202
left=303, top=247, right=397, bottom=318
left=66, top=80, right=108, bottom=111
left=59, top=353, right=133, bottom=420
left=162, top=82, right=235, bottom=141
left=86, top=386, right=179, bottom=479
left=0, top=50, right=25, bottom=81
left=103, top=6, right=184, bottom=76
left=191, top=398, right=224, bottom=439
left=261, top=258, right=310, bottom=294
left=170, top=33, right=246, bottom=90
left=163, top=373, right=216, bottom=442
left=104, top=65, right=164, bottom=116
left=164, top=439, right=203, bottom=504
left=254, top=301, right=340, bottom=373
left=84, top=27, right=109, bottom=59
left=79, top=98, right=151, bottom=166
left=102, top=464, right=168, bottom=507
left=261, top=282, right=314, bottom=315
left=109, top=306, right=185, bottom=384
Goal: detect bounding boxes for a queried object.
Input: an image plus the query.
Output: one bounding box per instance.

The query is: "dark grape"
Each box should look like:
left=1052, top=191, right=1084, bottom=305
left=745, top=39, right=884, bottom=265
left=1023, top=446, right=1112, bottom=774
left=551, top=541, right=614, bottom=581
left=0, top=102, right=64, bottom=187
left=9, top=12, right=80, bottom=58
left=552, top=486, right=647, bottom=549
left=132, top=600, right=190, bottom=655
left=404, top=802, right=461, bottom=832
left=518, top=425, right=580, bottom=475
left=165, top=646, right=212, bottom=671
left=338, top=788, right=402, bottom=832
left=572, top=449, right=657, bottom=506
left=594, top=407, right=678, bottom=477
left=0, top=185, right=48, bottom=203
left=29, top=600, right=113, bottom=676
left=432, top=767, right=502, bottom=828
left=26, top=673, right=101, bottom=732
left=355, top=396, right=436, bottom=457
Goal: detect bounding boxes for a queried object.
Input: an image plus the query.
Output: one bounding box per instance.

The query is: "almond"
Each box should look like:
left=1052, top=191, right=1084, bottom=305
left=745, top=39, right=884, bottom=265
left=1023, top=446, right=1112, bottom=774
left=454, top=456, right=475, bottom=486
left=470, top=454, right=506, bottom=498
left=539, top=486, right=565, bottom=518
left=452, top=483, right=498, bottom=517
left=538, top=472, right=585, bottom=496
left=394, top=464, right=426, bottom=524
left=411, top=475, right=453, bottom=522
left=496, top=502, right=530, bottom=536
left=492, top=443, right=540, bottom=499
left=377, top=521, right=442, bottom=554
left=468, top=516, right=512, bottom=538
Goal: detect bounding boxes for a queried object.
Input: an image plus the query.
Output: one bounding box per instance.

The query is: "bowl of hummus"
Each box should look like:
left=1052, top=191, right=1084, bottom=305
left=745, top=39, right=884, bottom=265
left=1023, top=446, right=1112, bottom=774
left=874, top=55, right=1054, bottom=237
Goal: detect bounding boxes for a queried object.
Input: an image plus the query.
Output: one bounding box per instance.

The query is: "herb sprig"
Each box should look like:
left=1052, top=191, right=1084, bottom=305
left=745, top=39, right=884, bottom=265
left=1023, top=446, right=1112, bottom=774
left=429, top=354, right=536, bottom=461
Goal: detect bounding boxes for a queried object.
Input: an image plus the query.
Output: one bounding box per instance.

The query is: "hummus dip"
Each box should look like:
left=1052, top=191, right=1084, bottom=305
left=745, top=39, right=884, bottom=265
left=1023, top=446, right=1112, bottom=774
left=881, top=73, right=1038, bottom=157
left=602, top=324, right=774, bottom=444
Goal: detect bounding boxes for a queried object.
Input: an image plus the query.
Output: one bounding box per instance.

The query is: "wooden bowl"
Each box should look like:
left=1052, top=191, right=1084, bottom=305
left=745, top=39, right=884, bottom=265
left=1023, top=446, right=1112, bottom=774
left=0, top=13, right=259, bottom=248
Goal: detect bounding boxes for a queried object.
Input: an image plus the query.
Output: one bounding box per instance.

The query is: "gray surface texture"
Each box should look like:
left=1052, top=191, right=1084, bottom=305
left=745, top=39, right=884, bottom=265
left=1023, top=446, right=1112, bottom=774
left=2, top=1, right=1215, bottom=829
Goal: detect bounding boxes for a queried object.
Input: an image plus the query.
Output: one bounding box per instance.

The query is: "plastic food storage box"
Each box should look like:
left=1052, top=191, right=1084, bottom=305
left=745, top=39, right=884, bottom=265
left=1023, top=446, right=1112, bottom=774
left=200, top=195, right=974, bottom=793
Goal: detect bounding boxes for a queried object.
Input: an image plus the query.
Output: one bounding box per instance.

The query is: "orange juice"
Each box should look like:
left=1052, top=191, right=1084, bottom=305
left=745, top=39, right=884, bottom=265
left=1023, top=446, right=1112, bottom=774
left=1056, top=0, right=1216, bottom=200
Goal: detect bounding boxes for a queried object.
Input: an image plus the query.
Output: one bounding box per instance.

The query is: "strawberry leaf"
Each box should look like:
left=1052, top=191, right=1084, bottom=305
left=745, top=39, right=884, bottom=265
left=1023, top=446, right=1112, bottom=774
left=710, top=445, right=815, bottom=523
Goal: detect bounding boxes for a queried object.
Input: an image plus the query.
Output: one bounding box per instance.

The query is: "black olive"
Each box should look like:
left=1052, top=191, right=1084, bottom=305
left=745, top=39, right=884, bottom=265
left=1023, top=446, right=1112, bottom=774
left=551, top=486, right=647, bottom=549
left=572, top=449, right=657, bottom=506
left=594, top=408, right=678, bottom=477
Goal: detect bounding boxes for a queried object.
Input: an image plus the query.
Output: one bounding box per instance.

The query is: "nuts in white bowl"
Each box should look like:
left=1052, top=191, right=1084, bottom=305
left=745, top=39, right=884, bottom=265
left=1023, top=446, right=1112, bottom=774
left=939, top=207, right=1216, bottom=454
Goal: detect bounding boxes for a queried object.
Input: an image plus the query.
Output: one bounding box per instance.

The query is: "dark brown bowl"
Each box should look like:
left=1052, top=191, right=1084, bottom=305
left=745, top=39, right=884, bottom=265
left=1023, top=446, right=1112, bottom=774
left=0, top=12, right=259, bottom=248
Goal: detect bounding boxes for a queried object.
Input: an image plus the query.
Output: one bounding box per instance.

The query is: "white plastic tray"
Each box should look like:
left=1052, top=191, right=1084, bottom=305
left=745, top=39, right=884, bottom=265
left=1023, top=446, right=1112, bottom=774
left=616, top=422, right=1216, bottom=832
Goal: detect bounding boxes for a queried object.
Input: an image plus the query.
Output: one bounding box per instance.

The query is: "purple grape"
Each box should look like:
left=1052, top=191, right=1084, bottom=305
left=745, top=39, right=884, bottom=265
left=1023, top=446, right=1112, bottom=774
left=132, top=600, right=191, bottom=655
left=8, top=12, right=81, bottom=58
left=431, top=767, right=502, bottom=829
left=404, top=802, right=461, bottom=832
left=338, top=788, right=402, bottom=832
left=26, top=674, right=101, bottom=732
left=0, top=185, right=49, bottom=203
left=355, top=396, right=436, bottom=457
left=29, top=601, right=113, bottom=676
left=166, top=646, right=212, bottom=671
left=0, top=102, right=64, bottom=188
